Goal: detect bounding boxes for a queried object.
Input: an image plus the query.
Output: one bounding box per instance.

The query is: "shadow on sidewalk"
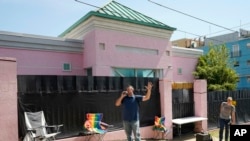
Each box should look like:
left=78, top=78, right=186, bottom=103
left=141, top=128, right=220, bottom=141
left=111, top=128, right=220, bottom=141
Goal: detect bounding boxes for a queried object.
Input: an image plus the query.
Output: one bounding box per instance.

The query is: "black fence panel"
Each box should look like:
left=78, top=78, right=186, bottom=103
left=18, top=76, right=160, bottom=140
left=57, top=76, right=77, bottom=93
left=207, top=90, right=250, bottom=129
left=207, top=91, right=221, bottom=128
left=172, top=89, right=194, bottom=119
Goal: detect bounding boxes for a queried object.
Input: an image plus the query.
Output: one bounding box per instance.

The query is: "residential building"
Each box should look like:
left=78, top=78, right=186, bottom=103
left=199, top=30, right=250, bottom=89
left=172, top=38, right=204, bottom=48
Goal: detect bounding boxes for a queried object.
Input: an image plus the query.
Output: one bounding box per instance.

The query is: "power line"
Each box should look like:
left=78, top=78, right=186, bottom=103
left=75, top=0, right=125, bottom=16
left=75, top=0, right=100, bottom=9
left=177, top=22, right=250, bottom=40
left=204, top=22, right=250, bottom=36
left=175, top=28, right=226, bottom=44
left=175, top=28, right=225, bottom=44
left=148, top=0, right=236, bottom=32
left=181, top=22, right=250, bottom=42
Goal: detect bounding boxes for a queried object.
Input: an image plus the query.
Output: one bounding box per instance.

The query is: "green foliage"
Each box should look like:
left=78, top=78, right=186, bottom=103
left=193, top=44, right=239, bottom=91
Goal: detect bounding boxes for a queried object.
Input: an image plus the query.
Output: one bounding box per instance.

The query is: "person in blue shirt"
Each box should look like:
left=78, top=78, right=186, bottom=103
left=115, top=82, right=153, bottom=141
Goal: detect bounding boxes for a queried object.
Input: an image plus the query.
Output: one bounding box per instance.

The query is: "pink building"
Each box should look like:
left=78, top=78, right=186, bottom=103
left=0, top=1, right=205, bottom=140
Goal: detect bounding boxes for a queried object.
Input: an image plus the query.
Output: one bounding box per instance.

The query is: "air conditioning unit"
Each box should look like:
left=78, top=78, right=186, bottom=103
left=191, top=41, right=197, bottom=48
left=240, top=29, right=250, bottom=38
left=247, top=43, right=250, bottom=47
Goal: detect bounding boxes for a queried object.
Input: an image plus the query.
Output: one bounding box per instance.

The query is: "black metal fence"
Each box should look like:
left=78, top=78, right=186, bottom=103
left=172, top=88, right=194, bottom=135
left=172, top=89, right=194, bottom=119
left=20, top=76, right=245, bottom=139
left=207, top=90, right=250, bottom=129
left=18, top=75, right=161, bottom=139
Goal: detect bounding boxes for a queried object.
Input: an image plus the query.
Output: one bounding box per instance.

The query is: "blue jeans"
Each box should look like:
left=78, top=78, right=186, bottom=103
left=123, top=120, right=141, bottom=141
left=219, top=118, right=230, bottom=141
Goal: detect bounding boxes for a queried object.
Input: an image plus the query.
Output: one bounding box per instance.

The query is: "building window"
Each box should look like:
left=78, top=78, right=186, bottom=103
left=178, top=68, right=182, bottom=75
left=63, top=63, right=71, bottom=71
left=86, top=68, right=92, bottom=76
left=247, top=43, right=250, bottom=48
left=113, top=68, right=160, bottom=78
left=166, top=51, right=170, bottom=56
left=247, top=77, right=250, bottom=82
left=234, top=61, right=239, bottom=67
left=247, top=60, right=250, bottom=65
left=231, top=44, right=240, bottom=57
left=99, top=43, right=105, bottom=50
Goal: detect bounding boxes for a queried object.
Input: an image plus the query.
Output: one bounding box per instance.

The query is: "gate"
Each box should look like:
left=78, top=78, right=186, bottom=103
left=172, top=82, right=194, bottom=135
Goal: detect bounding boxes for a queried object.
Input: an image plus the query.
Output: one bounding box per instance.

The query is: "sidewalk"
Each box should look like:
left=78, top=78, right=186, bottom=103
left=110, top=123, right=250, bottom=141
left=171, top=130, right=220, bottom=141
left=175, top=128, right=219, bottom=141
left=110, top=128, right=220, bottom=141
left=140, top=128, right=220, bottom=141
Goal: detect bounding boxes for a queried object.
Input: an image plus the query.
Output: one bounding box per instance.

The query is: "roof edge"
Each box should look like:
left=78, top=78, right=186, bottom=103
left=58, top=11, right=95, bottom=37
left=59, top=11, right=176, bottom=37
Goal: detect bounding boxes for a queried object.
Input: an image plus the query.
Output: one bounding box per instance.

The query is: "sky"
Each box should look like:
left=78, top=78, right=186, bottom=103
left=1, top=0, right=250, bottom=41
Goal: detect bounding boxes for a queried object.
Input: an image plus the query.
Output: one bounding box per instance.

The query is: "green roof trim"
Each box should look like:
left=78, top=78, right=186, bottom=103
left=59, top=1, right=176, bottom=37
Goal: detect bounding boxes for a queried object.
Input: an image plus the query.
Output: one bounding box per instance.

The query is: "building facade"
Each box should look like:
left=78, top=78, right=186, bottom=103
left=0, top=1, right=205, bottom=140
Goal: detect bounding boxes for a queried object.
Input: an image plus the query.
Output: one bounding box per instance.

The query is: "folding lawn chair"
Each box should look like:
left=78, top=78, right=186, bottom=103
left=23, top=111, right=63, bottom=141
left=82, top=113, right=113, bottom=141
left=152, top=116, right=170, bottom=139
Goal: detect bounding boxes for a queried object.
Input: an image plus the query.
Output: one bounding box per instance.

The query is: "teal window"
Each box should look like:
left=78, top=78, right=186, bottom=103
left=178, top=68, right=182, bottom=75
left=114, top=68, right=155, bottom=77
left=63, top=63, right=71, bottom=71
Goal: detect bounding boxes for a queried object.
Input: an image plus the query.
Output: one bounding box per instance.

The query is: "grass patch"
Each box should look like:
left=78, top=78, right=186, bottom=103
left=208, top=128, right=219, bottom=139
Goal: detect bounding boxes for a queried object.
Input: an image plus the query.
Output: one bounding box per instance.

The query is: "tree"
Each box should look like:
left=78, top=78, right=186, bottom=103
left=193, top=44, right=239, bottom=91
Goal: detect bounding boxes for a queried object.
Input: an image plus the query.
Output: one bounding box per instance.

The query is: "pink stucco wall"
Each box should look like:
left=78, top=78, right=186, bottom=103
left=159, top=79, right=173, bottom=139
left=172, top=56, right=198, bottom=82
left=83, top=29, right=172, bottom=76
left=0, top=47, right=84, bottom=75
left=194, top=79, right=208, bottom=131
left=0, top=57, right=18, bottom=141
